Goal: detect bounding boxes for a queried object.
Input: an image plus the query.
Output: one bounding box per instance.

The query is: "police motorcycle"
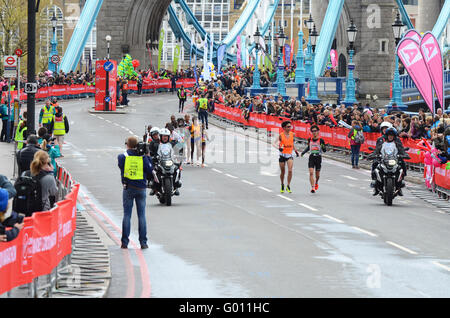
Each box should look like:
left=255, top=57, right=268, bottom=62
left=149, top=128, right=182, bottom=206
left=368, top=129, right=410, bottom=206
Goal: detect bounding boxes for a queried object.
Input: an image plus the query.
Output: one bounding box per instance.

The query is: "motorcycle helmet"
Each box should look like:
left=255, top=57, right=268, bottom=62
left=385, top=127, right=397, bottom=137
left=159, top=128, right=171, bottom=143
left=380, top=122, right=393, bottom=130
left=150, top=127, right=160, bottom=136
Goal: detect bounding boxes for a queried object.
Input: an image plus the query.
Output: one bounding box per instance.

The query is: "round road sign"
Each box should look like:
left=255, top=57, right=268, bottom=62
left=5, top=56, right=16, bottom=66
left=51, top=55, right=60, bottom=64
left=15, top=49, right=23, bottom=57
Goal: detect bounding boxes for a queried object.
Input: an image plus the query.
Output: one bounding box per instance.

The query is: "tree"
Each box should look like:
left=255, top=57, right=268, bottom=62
left=0, top=0, right=51, bottom=74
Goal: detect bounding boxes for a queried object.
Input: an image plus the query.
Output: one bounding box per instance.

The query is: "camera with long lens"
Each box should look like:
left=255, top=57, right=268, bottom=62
left=136, top=141, right=149, bottom=156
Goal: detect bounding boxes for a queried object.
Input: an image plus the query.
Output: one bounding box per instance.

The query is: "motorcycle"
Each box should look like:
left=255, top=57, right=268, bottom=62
left=368, top=144, right=410, bottom=206
left=150, top=147, right=182, bottom=206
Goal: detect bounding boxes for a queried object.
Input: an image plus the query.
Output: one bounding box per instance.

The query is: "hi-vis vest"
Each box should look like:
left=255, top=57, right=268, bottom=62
left=280, top=132, right=294, bottom=155
left=15, top=121, right=27, bottom=150
left=198, top=98, right=208, bottom=110
left=53, top=115, right=66, bottom=136
left=123, top=152, right=144, bottom=180
left=42, top=106, right=54, bottom=124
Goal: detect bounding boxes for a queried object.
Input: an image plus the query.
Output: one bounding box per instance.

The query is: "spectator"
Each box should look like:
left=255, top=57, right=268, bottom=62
left=17, top=135, right=41, bottom=176
left=28, top=151, right=58, bottom=211
left=0, top=187, right=24, bottom=242
left=348, top=120, right=363, bottom=169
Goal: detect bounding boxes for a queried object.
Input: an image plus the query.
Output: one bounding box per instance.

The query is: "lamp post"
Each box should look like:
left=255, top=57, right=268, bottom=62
left=304, top=14, right=314, bottom=81
left=276, top=24, right=287, bottom=97
left=252, top=26, right=262, bottom=90
left=343, top=19, right=358, bottom=107
left=390, top=11, right=406, bottom=110
left=48, top=12, right=58, bottom=73
left=105, top=35, right=112, bottom=111
left=307, top=24, right=320, bottom=103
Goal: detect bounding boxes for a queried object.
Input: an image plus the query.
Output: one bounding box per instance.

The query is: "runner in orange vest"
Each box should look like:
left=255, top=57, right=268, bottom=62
left=273, top=121, right=299, bottom=193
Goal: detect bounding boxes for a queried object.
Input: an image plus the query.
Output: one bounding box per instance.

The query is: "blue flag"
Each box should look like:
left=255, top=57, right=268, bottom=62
left=217, top=44, right=226, bottom=75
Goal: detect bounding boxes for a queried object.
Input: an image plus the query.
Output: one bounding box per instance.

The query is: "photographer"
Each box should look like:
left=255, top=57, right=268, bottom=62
left=117, top=136, right=153, bottom=249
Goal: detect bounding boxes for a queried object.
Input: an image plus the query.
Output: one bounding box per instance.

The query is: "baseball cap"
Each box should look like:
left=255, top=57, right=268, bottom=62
left=0, top=188, right=9, bottom=212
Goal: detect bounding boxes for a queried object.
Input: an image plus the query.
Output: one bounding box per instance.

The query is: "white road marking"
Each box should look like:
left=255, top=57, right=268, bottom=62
left=299, top=203, right=318, bottom=211
left=434, top=210, right=445, bottom=214
left=114, top=123, right=120, bottom=126
left=98, top=116, right=104, bottom=120
left=386, top=241, right=418, bottom=255
left=212, top=168, right=223, bottom=174
left=342, top=175, right=358, bottom=181
left=278, top=195, right=294, bottom=202
left=322, top=214, right=344, bottom=223
left=105, top=120, right=112, bottom=123
left=431, top=261, right=450, bottom=272
left=258, top=186, right=273, bottom=193
left=242, top=180, right=255, bottom=185
left=225, top=173, right=238, bottom=179
left=351, top=226, right=377, bottom=237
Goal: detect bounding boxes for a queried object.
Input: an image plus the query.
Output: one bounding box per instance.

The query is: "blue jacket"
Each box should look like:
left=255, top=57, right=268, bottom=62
left=118, top=149, right=153, bottom=189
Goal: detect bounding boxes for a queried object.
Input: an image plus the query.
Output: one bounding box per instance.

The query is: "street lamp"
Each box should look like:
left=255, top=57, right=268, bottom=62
left=344, top=19, right=358, bottom=106
left=304, top=14, right=314, bottom=81
left=307, top=24, right=320, bottom=103
left=252, top=26, right=262, bottom=89
left=390, top=11, right=405, bottom=109
left=276, top=23, right=287, bottom=96
left=105, top=35, right=112, bottom=111
left=48, top=12, right=58, bottom=73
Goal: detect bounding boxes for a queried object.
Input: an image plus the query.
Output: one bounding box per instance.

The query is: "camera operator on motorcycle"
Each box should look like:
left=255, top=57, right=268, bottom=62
left=149, top=129, right=182, bottom=205
left=148, top=127, right=161, bottom=159
left=371, top=127, right=408, bottom=196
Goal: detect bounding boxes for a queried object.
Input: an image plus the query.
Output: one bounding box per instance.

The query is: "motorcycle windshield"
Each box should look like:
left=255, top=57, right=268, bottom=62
left=381, top=142, right=398, bottom=160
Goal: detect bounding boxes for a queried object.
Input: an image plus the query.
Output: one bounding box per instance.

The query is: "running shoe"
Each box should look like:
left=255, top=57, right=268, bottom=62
left=311, top=189, right=315, bottom=193
left=280, top=185, right=285, bottom=193
left=286, top=185, right=292, bottom=193
left=314, top=184, right=319, bottom=191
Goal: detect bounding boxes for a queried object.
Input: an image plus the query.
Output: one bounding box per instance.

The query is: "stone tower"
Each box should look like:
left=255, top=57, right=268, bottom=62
left=312, top=0, right=398, bottom=101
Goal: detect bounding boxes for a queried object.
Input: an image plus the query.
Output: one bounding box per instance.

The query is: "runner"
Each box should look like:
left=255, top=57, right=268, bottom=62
left=273, top=121, right=299, bottom=193
left=301, top=125, right=327, bottom=193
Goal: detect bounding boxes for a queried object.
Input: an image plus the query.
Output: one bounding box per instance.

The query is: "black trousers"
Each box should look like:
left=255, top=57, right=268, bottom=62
left=179, top=99, right=186, bottom=112
left=1, top=120, right=7, bottom=141
left=198, top=110, right=208, bottom=128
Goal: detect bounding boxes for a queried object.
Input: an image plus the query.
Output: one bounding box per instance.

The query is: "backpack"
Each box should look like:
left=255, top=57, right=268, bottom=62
left=13, top=173, right=43, bottom=217
left=354, top=130, right=365, bottom=144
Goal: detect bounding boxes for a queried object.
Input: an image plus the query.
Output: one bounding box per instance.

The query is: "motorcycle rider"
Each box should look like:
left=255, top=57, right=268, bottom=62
left=156, top=128, right=181, bottom=196
left=371, top=126, right=408, bottom=196
left=148, top=127, right=161, bottom=158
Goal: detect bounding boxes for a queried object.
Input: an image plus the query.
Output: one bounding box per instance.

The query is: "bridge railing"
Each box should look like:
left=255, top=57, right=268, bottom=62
left=401, top=69, right=450, bottom=91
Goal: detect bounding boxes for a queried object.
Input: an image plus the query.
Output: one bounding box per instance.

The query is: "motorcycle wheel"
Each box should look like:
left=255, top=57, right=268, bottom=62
left=164, top=178, right=172, bottom=207
left=385, top=178, right=394, bottom=206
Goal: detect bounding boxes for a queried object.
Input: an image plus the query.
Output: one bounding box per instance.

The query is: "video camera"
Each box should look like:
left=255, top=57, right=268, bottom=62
left=136, top=141, right=149, bottom=156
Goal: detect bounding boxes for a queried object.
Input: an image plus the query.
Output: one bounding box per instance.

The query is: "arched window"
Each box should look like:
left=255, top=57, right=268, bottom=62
left=39, top=6, right=64, bottom=60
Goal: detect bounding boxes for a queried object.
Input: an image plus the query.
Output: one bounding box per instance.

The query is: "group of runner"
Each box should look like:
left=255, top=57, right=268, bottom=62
left=275, top=122, right=327, bottom=194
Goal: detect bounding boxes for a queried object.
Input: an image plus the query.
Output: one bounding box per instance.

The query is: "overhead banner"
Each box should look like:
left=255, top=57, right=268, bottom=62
left=420, top=32, right=444, bottom=109
left=397, top=38, right=434, bottom=113
left=217, top=44, right=227, bottom=74
left=157, top=29, right=165, bottom=72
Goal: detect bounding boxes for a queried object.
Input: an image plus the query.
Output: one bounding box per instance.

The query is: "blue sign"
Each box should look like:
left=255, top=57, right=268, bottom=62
left=104, top=61, right=114, bottom=72
left=105, top=96, right=111, bottom=103
left=348, top=63, right=355, bottom=71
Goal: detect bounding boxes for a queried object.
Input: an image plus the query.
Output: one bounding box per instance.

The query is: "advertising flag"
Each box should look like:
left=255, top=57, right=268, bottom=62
left=173, top=44, right=181, bottom=72
left=397, top=38, right=434, bottom=113
left=157, top=29, right=165, bottom=71
left=217, top=44, right=226, bottom=74
left=420, top=32, right=444, bottom=109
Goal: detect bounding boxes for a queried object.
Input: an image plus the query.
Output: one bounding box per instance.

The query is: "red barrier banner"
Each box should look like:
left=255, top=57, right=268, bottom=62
left=86, top=85, right=96, bottom=94
left=36, top=88, right=49, bottom=99
left=128, top=81, right=138, bottom=91
left=0, top=183, right=79, bottom=295
left=49, top=85, right=68, bottom=97
left=68, top=84, right=86, bottom=96
left=183, top=79, right=196, bottom=87
left=157, top=79, right=171, bottom=89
